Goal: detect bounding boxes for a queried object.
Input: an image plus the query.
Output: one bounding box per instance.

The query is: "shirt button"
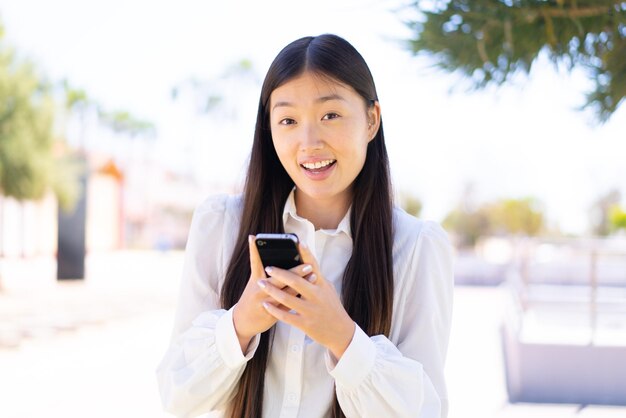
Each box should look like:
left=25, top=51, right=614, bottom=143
left=287, top=393, right=297, bottom=402
left=290, top=344, right=300, bottom=353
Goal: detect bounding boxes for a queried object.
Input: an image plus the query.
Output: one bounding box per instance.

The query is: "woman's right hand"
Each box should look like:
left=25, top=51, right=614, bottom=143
left=232, top=235, right=309, bottom=353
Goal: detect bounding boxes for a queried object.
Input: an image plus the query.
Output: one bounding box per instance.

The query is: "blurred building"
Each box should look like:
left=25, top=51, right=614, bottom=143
left=501, top=237, right=626, bottom=405
left=0, top=159, right=123, bottom=288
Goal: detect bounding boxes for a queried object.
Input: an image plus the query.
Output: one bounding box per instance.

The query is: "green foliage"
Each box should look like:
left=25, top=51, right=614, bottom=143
left=404, top=0, right=626, bottom=122
left=399, top=192, right=423, bottom=217
left=488, top=197, right=544, bottom=235
left=98, top=109, right=156, bottom=138
left=62, top=80, right=89, bottom=111
left=0, top=22, right=154, bottom=210
left=0, top=37, right=54, bottom=200
left=63, top=79, right=156, bottom=139
left=0, top=21, right=80, bottom=209
left=443, top=205, right=491, bottom=247
left=443, top=196, right=545, bottom=247
left=608, top=204, right=626, bottom=231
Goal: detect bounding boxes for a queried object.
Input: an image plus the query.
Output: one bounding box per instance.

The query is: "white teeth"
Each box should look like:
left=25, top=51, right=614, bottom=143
left=302, top=160, right=335, bottom=170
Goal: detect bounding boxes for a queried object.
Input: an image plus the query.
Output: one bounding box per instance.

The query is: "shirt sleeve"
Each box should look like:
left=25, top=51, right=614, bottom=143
left=156, top=195, right=261, bottom=417
left=325, top=221, right=454, bottom=418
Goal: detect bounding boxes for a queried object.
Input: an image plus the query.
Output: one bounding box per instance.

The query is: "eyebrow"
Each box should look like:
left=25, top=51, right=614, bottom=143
left=271, top=94, right=346, bottom=111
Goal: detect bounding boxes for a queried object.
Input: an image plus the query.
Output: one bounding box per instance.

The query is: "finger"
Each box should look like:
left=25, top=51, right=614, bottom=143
left=264, top=266, right=314, bottom=297
left=264, top=276, right=299, bottom=295
left=262, top=301, right=298, bottom=325
left=258, top=280, right=305, bottom=312
left=298, top=242, right=323, bottom=281
left=261, top=265, right=301, bottom=293
left=282, top=286, right=300, bottom=296
left=263, top=296, right=296, bottom=313
left=248, top=235, right=265, bottom=278
left=290, top=263, right=314, bottom=277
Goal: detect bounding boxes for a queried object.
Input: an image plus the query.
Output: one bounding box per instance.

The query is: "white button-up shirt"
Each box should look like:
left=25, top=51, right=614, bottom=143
left=157, top=190, right=454, bottom=418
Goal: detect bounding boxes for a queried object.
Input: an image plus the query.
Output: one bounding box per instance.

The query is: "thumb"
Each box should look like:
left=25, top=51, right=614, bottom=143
left=248, top=235, right=265, bottom=279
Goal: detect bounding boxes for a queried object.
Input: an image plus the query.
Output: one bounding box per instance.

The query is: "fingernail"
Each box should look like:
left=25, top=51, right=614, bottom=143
left=248, top=235, right=254, bottom=244
left=265, top=266, right=273, bottom=275
left=300, top=242, right=308, bottom=249
left=307, top=274, right=317, bottom=283
left=257, top=279, right=267, bottom=289
left=262, top=302, right=270, bottom=310
left=302, top=264, right=313, bottom=273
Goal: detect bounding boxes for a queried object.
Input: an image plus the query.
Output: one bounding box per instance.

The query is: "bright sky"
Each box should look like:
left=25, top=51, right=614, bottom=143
left=2, top=0, right=625, bottom=234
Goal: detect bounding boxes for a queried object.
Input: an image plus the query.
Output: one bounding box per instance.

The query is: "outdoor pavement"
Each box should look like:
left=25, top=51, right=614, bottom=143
left=0, top=251, right=624, bottom=418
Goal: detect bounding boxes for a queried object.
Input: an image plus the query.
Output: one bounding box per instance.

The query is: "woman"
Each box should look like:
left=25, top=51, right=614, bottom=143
left=157, top=34, right=454, bottom=418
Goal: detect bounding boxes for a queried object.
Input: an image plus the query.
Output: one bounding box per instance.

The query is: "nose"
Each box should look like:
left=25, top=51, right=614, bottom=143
left=299, top=121, right=324, bottom=152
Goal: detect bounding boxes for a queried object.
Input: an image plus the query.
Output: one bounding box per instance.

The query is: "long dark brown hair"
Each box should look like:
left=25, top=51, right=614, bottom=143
left=220, top=34, right=394, bottom=418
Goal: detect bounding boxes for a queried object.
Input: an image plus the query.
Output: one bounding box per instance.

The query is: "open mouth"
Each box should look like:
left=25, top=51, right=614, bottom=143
left=300, top=159, right=337, bottom=172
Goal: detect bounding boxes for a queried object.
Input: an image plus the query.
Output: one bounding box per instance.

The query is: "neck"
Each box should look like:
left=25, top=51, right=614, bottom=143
left=294, top=190, right=351, bottom=230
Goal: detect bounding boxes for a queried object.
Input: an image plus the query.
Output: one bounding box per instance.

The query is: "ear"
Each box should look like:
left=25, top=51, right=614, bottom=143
left=366, top=101, right=381, bottom=142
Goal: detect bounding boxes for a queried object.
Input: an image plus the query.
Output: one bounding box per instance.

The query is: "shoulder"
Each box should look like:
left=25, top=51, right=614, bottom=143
left=391, top=207, right=454, bottom=307
left=392, top=207, right=454, bottom=285
left=186, top=193, right=244, bottom=270
left=392, top=207, right=450, bottom=253
left=191, top=193, right=243, bottom=225
left=193, top=193, right=243, bottom=217
left=187, top=194, right=244, bottom=244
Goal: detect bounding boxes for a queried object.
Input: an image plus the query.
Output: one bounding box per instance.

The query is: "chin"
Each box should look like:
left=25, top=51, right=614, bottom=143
left=298, top=186, right=347, bottom=202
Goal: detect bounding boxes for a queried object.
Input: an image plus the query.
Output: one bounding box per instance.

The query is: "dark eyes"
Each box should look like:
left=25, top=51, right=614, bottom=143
left=279, top=118, right=296, bottom=125
left=322, top=112, right=340, bottom=120
left=279, top=113, right=340, bottom=125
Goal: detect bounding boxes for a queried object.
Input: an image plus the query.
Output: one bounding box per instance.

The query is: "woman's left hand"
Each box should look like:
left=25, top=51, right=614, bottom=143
left=258, top=242, right=356, bottom=360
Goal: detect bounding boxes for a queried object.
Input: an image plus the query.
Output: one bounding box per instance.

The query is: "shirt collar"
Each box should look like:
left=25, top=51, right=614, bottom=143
left=282, top=188, right=352, bottom=238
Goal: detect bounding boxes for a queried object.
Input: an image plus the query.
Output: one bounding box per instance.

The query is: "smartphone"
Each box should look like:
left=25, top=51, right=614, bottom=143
left=255, top=233, right=302, bottom=270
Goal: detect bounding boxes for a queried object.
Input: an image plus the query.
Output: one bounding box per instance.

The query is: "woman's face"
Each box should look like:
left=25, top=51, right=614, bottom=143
left=269, top=71, right=380, bottom=210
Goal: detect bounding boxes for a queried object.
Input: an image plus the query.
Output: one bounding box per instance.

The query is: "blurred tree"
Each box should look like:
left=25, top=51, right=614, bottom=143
left=589, top=188, right=621, bottom=235
left=61, top=81, right=91, bottom=150
left=400, top=192, right=423, bottom=217
left=404, top=1, right=626, bottom=122
left=487, top=197, right=545, bottom=235
left=0, top=22, right=76, bottom=206
left=609, top=204, right=626, bottom=231
left=442, top=183, right=489, bottom=247
left=444, top=196, right=545, bottom=247
left=0, top=22, right=82, bottom=289
left=62, top=80, right=156, bottom=144
left=98, top=109, right=156, bottom=139
left=443, top=205, right=491, bottom=247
